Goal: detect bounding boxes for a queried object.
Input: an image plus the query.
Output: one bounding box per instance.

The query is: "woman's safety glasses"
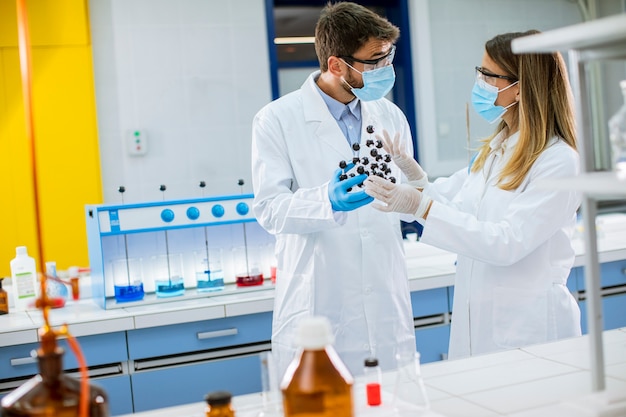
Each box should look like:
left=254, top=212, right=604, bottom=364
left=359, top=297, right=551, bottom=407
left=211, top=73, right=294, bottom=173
left=475, top=66, right=517, bottom=86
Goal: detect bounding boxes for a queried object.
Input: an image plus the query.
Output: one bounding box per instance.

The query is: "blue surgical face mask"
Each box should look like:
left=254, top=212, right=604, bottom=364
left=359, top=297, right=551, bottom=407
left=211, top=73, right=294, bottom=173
left=471, top=78, right=519, bottom=124
left=342, top=60, right=396, bottom=102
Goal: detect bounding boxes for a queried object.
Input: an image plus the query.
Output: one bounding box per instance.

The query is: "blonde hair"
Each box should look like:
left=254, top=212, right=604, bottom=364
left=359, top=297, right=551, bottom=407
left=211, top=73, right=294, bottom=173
left=470, top=30, right=577, bottom=190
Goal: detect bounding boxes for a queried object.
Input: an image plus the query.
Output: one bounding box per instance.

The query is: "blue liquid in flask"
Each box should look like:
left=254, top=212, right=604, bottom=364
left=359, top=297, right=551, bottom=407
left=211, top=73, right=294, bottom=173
left=114, top=283, right=145, bottom=302
left=197, top=269, right=225, bottom=292
left=155, top=277, right=185, bottom=297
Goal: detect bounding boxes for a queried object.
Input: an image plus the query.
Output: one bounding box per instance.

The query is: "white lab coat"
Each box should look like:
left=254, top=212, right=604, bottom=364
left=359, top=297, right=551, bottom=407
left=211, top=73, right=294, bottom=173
left=420, top=131, right=582, bottom=359
left=251, top=71, right=416, bottom=379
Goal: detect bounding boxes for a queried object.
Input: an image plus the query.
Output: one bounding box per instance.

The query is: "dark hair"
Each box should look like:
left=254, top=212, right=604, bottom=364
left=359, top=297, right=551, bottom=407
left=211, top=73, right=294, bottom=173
left=314, top=2, right=399, bottom=72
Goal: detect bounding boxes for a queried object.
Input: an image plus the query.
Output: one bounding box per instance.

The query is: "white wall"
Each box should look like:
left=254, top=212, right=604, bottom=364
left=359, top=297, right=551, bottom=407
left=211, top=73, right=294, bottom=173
left=409, top=0, right=584, bottom=177
left=89, top=0, right=272, bottom=203
left=89, top=0, right=625, bottom=201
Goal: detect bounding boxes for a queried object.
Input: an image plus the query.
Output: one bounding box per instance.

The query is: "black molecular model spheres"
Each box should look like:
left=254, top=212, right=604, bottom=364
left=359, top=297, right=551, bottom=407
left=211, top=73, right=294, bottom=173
left=338, top=125, right=396, bottom=191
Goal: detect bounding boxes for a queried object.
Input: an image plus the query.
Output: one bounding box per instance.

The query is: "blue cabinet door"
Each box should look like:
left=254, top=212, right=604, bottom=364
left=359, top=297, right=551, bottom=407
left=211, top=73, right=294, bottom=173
left=91, top=375, right=133, bottom=416
left=580, top=292, right=626, bottom=334
left=415, top=325, right=450, bottom=363
left=131, top=353, right=263, bottom=412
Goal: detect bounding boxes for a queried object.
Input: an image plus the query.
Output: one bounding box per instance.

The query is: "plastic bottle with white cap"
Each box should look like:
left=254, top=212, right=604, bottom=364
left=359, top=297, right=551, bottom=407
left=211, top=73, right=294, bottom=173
left=281, top=316, right=354, bottom=417
left=10, top=246, right=38, bottom=311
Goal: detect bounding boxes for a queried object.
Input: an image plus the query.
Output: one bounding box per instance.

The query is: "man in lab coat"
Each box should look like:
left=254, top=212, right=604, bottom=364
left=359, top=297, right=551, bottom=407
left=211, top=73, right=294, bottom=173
left=251, top=2, right=416, bottom=379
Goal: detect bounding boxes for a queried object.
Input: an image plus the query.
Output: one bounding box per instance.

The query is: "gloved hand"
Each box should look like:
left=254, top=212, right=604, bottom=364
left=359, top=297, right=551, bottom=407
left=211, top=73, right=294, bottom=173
left=328, top=166, right=374, bottom=211
left=364, top=175, right=432, bottom=219
left=378, top=129, right=428, bottom=188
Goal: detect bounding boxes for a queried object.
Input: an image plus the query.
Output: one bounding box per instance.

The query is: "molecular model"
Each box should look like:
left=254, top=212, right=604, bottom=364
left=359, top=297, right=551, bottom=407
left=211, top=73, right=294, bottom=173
left=337, top=125, right=396, bottom=191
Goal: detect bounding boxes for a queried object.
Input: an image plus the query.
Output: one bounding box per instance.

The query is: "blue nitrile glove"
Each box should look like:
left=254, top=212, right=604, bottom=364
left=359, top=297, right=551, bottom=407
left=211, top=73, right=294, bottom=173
left=328, top=166, right=374, bottom=211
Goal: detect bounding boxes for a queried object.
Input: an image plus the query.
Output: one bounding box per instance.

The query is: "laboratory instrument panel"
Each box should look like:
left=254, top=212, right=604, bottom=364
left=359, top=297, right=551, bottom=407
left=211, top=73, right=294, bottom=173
left=85, top=194, right=275, bottom=309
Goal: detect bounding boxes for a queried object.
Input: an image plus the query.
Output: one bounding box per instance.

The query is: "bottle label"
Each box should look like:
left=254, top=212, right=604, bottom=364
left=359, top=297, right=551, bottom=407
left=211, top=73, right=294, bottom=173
left=15, top=272, right=36, bottom=299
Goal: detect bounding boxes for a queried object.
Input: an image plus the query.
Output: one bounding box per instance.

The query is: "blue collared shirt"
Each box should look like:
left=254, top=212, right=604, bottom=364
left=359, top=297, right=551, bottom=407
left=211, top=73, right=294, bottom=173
left=314, top=80, right=362, bottom=146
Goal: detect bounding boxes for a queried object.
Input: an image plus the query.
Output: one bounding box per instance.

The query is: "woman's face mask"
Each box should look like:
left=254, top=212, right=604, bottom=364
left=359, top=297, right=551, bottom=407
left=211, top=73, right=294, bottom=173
left=471, top=78, right=519, bottom=124
left=342, top=60, right=396, bottom=102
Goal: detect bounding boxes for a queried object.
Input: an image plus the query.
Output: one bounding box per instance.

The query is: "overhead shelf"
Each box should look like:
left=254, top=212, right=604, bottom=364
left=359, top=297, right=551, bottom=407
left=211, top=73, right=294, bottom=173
left=511, top=13, right=626, bottom=61
left=537, top=172, right=626, bottom=199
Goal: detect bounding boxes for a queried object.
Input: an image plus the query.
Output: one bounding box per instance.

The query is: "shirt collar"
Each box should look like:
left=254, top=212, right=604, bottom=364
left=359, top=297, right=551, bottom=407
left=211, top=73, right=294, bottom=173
left=489, top=130, right=520, bottom=154
left=313, top=78, right=361, bottom=121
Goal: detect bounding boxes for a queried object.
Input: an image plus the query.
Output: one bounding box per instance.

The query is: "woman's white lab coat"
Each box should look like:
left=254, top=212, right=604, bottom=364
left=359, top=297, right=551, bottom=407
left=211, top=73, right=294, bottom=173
left=421, top=131, right=582, bottom=359
left=251, top=72, right=416, bottom=379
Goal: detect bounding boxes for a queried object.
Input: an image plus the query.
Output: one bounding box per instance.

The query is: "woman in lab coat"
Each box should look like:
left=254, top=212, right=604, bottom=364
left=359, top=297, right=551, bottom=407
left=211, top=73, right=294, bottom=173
left=251, top=2, right=416, bottom=379
left=365, top=30, right=582, bottom=359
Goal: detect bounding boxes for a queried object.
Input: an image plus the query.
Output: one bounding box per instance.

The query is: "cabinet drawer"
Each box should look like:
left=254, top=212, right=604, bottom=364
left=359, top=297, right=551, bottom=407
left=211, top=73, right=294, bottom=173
left=127, top=312, right=272, bottom=360
left=0, top=332, right=128, bottom=380
left=578, top=260, right=626, bottom=290
left=411, top=287, right=449, bottom=318
left=91, top=375, right=133, bottom=416
left=415, top=324, right=450, bottom=364
left=131, top=353, right=263, bottom=412
left=580, top=291, right=626, bottom=334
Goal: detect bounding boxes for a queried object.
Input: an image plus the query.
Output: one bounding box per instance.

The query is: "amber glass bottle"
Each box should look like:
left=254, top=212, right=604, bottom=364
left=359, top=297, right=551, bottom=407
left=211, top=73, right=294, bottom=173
left=0, top=343, right=109, bottom=416
left=205, top=391, right=236, bottom=417
left=281, top=316, right=354, bottom=417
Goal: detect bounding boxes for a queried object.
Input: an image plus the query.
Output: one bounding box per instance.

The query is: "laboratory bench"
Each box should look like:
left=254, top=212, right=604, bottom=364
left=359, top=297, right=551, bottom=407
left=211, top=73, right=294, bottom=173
left=113, top=327, right=626, bottom=417
left=1, top=214, right=626, bottom=415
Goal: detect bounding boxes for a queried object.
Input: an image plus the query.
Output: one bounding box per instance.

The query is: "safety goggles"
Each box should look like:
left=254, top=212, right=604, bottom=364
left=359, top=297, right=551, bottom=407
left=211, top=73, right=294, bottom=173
left=475, top=66, right=517, bottom=86
left=340, top=45, right=396, bottom=72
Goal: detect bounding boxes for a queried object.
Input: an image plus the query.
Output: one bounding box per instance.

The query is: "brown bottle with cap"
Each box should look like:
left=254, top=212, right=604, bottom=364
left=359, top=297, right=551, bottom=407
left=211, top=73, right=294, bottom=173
left=205, top=391, right=235, bottom=417
left=0, top=277, right=8, bottom=315
left=281, top=316, right=354, bottom=417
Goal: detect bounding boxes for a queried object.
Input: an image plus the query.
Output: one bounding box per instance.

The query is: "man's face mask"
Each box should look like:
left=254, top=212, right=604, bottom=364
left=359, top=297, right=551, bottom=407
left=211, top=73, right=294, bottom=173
left=340, top=47, right=396, bottom=102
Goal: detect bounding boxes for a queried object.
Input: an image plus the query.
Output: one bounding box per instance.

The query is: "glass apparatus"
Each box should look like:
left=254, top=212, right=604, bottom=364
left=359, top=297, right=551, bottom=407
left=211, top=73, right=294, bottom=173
left=153, top=253, right=185, bottom=297
left=196, top=249, right=225, bottom=292
left=392, top=351, right=429, bottom=416
left=111, top=235, right=145, bottom=302
left=0, top=271, right=110, bottom=417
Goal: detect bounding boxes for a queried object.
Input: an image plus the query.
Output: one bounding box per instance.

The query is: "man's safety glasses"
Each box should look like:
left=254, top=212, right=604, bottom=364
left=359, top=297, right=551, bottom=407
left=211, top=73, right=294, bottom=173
left=340, top=45, right=396, bottom=71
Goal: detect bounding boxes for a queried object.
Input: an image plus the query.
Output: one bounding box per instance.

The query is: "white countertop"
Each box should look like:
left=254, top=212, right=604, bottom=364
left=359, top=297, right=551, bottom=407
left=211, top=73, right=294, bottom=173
left=1, top=213, right=625, bottom=347
left=113, top=328, right=626, bottom=417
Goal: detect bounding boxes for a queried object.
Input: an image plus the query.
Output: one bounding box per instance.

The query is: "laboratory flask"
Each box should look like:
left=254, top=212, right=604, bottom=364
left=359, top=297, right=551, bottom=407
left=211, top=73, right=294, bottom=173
left=111, top=257, right=145, bottom=302
left=195, top=248, right=225, bottom=292
left=205, top=391, right=235, bottom=417
left=232, top=246, right=264, bottom=287
left=281, top=316, right=354, bottom=417
left=258, top=351, right=282, bottom=417
left=153, top=253, right=185, bottom=297
left=392, top=350, right=429, bottom=415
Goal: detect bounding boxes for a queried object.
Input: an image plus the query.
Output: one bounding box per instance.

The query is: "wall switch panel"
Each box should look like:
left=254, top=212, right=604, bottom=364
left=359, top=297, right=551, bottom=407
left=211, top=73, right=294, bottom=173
left=128, top=130, right=148, bottom=156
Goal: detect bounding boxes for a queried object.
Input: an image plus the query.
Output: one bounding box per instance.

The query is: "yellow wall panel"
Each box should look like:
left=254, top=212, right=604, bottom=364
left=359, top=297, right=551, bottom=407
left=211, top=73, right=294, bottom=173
left=0, top=0, right=101, bottom=277
left=0, top=48, right=40, bottom=276
left=0, top=0, right=89, bottom=47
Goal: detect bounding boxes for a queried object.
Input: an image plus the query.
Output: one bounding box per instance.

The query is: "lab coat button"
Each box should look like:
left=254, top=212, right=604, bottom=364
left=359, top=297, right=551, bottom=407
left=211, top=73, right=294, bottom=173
left=364, top=286, right=372, bottom=294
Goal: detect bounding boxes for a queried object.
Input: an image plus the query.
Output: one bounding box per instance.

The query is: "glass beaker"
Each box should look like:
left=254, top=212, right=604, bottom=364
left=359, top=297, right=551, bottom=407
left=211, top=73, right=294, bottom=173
left=111, top=258, right=145, bottom=302
left=153, top=253, right=185, bottom=297
left=257, top=351, right=282, bottom=417
left=392, top=350, right=429, bottom=415
left=233, top=246, right=264, bottom=287
left=195, top=249, right=225, bottom=292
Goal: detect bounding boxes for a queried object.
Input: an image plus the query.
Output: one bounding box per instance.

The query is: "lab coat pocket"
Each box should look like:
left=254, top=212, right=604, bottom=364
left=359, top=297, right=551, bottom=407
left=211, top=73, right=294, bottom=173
left=492, top=286, right=547, bottom=349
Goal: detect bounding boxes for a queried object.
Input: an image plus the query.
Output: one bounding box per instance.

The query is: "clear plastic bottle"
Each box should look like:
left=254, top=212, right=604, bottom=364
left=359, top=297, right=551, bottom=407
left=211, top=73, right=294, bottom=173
left=205, top=391, right=235, bottom=417
left=363, top=357, right=382, bottom=406
left=608, top=79, right=626, bottom=175
left=10, top=246, right=38, bottom=311
left=281, top=316, right=354, bottom=417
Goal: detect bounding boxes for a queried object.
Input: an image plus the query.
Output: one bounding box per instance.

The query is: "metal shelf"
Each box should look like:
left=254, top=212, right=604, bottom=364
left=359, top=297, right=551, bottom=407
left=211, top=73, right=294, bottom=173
left=512, top=14, right=626, bottom=395
left=537, top=172, right=626, bottom=199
